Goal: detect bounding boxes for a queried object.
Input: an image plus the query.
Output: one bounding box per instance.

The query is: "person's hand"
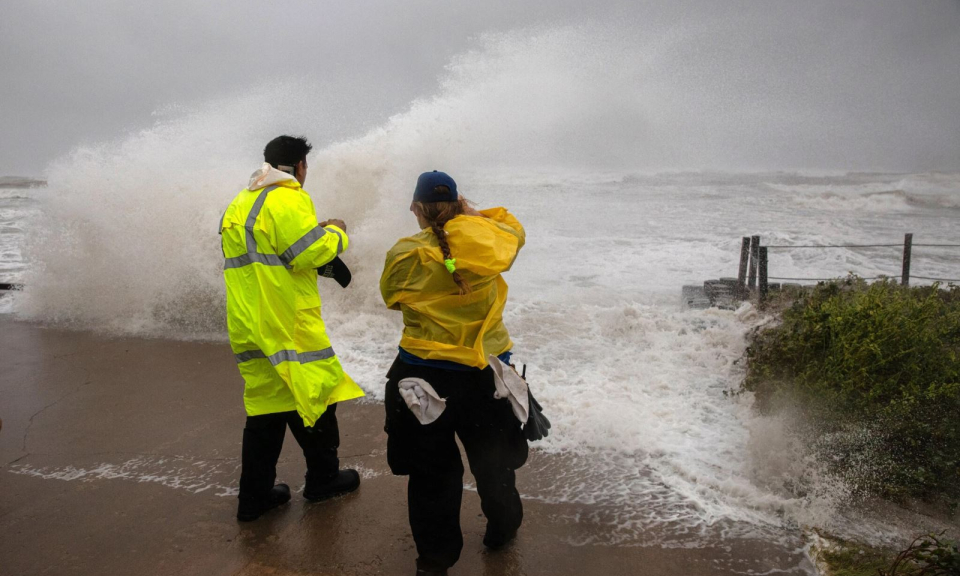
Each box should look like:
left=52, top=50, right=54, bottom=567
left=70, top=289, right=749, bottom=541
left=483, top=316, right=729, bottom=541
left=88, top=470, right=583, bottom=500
left=321, top=219, right=347, bottom=232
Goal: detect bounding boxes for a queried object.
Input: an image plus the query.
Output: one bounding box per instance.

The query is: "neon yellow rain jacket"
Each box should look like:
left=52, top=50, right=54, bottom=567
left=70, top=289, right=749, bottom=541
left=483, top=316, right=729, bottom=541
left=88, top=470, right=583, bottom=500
left=221, top=164, right=364, bottom=427
left=380, top=207, right=525, bottom=369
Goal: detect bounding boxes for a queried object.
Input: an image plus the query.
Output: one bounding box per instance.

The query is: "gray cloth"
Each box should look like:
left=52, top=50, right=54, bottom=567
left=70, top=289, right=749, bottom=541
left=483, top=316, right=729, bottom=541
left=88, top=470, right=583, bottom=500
left=488, top=356, right=529, bottom=423
left=398, top=377, right=447, bottom=425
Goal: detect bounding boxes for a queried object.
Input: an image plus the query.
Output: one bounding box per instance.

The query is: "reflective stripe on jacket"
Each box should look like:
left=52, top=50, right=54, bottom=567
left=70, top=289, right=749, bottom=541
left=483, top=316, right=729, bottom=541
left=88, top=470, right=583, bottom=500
left=380, top=207, right=525, bottom=369
left=221, top=175, right=364, bottom=426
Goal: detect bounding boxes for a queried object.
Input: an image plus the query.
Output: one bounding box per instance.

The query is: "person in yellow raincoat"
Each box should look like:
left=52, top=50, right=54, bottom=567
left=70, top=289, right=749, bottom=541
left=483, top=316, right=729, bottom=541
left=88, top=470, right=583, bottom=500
left=380, top=171, right=528, bottom=576
left=221, top=135, right=365, bottom=522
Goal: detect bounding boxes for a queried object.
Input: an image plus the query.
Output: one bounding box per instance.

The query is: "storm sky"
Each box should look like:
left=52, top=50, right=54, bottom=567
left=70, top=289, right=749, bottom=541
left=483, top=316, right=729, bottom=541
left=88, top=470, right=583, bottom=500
left=2, top=0, right=959, bottom=175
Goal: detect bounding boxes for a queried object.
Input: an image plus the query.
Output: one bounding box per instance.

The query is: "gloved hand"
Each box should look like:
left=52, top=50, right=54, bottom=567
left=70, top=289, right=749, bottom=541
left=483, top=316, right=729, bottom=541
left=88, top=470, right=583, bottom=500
left=318, top=256, right=352, bottom=288
left=524, top=388, right=551, bottom=442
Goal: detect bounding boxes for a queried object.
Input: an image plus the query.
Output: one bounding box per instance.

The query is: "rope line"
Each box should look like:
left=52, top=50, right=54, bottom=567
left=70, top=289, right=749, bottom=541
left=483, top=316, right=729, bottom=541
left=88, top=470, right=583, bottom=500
left=912, top=276, right=960, bottom=282
left=765, top=244, right=901, bottom=249
left=755, top=236, right=957, bottom=284
left=767, top=276, right=892, bottom=281
left=765, top=243, right=960, bottom=249
left=768, top=275, right=958, bottom=283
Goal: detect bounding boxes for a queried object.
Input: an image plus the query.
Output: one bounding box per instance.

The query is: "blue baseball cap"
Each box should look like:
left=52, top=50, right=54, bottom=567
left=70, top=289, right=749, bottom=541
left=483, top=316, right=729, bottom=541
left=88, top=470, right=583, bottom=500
left=413, top=170, right=458, bottom=203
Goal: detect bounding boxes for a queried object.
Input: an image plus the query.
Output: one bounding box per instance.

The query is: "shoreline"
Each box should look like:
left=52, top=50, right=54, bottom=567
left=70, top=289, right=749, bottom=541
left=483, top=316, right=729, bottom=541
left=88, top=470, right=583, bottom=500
left=0, top=318, right=813, bottom=575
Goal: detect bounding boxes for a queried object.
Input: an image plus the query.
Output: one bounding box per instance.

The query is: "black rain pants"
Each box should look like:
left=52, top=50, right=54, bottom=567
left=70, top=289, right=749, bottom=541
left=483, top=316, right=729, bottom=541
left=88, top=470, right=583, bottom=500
left=238, top=404, right=340, bottom=504
left=384, top=357, right=528, bottom=571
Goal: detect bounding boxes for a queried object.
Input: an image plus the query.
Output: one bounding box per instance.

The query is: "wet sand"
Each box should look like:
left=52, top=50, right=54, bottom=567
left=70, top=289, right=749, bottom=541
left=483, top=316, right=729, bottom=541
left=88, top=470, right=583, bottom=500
left=0, top=318, right=811, bottom=575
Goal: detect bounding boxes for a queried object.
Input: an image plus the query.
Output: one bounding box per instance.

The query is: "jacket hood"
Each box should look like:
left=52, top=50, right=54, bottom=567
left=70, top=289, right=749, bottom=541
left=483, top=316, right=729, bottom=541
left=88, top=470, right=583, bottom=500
left=248, top=162, right=299, bottom=190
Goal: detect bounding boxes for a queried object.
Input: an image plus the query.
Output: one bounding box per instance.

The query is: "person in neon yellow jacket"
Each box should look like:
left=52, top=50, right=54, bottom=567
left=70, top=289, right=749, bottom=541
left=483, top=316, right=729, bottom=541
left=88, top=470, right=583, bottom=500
left=221, top=135, right=364, bottom=522
left=381, top=171, right=528, bottom=576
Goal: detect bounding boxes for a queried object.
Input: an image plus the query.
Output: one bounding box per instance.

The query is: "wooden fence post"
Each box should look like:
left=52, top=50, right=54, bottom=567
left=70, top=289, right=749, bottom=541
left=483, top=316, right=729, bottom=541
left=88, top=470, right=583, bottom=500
left=748, top=235, right=760, bottom=292
left=759, top=246, right=769, bottom=308
left=901, top=233, right=913, bottom=286
left=737, top=237, right=750, bottom=299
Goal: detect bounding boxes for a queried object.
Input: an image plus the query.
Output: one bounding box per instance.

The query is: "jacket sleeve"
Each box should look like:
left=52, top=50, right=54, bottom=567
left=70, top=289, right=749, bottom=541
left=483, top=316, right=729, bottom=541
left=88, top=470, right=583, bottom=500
left=479, top=207, right=525, bottom=251
left=261, top=188, right=348, bottom=271
left=380, top=241, right=419, bottom=310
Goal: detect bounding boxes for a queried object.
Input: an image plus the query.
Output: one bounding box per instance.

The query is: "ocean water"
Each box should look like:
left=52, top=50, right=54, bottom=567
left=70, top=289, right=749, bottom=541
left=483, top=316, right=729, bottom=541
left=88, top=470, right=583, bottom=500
left=6, top=170, right=958, bottom=549
left=4, top=22, right=959, bottom=553
left=0, top=185, right=38, bottom=310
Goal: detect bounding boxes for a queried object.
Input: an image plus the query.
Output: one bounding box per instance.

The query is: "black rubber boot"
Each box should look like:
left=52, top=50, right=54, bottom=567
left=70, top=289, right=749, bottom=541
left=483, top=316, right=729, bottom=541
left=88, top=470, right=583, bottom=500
left=236, top=483, right=291, bottom=522
left=303, top=469, right=360, bottom=501
left=482, top=525, right=517, bottom=550
left=415, top=558, right=450, bottom=576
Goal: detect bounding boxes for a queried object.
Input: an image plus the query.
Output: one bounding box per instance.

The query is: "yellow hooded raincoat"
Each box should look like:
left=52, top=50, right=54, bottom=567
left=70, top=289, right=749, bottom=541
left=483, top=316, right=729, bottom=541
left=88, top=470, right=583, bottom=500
left=221, top=164, right=364, bottom=427
left=380, top=207, right=525, bottom=369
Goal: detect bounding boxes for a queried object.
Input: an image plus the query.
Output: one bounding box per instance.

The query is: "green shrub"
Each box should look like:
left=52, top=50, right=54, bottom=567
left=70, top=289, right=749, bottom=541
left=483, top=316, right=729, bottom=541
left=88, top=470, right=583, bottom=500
left=744, top=277, right=960, bottom=502
left=817, top=532, right=960, bottom=576
left=880, top=532, right=960, bottom=576
left=818, top=537, right=898, bottom=576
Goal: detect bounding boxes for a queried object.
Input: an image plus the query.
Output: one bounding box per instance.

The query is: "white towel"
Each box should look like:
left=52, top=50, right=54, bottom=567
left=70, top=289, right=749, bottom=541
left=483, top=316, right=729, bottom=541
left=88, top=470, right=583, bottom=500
left=489, top=356, right=529, bottom=423
left=247, top=162, right=298, bottom=189
left=398, top=378, right=447, bottom=425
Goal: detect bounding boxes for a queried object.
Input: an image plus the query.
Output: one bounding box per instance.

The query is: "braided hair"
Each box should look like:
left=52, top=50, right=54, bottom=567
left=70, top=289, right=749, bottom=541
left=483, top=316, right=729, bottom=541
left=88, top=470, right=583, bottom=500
left=412, top=188, right=472, bottom=295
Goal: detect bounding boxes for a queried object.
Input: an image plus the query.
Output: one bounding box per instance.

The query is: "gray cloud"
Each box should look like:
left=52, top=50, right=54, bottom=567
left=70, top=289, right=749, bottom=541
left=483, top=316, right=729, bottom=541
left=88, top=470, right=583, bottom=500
left=1, top=0, right=958, bottom=174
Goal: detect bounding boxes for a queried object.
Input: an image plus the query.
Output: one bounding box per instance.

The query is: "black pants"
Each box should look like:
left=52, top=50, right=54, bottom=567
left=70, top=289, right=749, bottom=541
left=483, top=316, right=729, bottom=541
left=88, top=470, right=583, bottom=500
left=238, top=405, right=340, bottom=504
left=384, top=357, right=528, bottom=571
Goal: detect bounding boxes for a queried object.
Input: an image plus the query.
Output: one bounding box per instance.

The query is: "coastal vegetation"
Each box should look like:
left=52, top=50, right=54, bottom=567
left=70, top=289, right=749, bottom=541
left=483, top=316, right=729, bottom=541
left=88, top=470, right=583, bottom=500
left=743, top=277, right=960, bottom=504
left=814, top=532, right=959, bottom=576
left=742, top=277, right=960, bottom=574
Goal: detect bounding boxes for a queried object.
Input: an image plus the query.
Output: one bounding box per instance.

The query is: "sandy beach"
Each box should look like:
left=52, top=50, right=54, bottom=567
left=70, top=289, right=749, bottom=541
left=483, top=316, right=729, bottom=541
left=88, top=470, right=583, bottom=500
left=0, top=318, right=813, bottom=575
